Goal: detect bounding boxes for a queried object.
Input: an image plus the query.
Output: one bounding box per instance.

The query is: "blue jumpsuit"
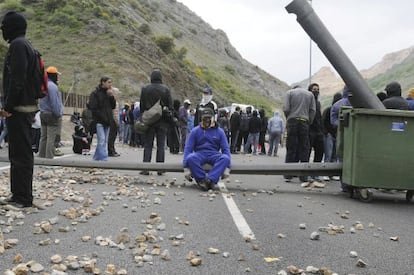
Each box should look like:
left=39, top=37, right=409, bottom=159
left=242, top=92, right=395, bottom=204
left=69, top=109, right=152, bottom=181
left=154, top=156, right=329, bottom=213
left=183, top=124, right=231, bottom=184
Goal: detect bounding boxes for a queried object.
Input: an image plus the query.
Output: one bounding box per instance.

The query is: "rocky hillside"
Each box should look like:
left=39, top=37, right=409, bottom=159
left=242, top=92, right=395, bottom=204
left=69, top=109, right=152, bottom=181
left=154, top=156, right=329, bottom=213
left=297, top=46, right=414, bottom=104
left=0, top=0, right=289, bottom=112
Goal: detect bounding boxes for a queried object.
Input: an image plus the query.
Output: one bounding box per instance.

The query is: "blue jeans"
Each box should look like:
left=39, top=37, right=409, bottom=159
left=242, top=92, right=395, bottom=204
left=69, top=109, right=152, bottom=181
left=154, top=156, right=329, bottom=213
left=268, top=131, right=282, bottom=156
left=324, top=133, right=337, bottom=162
left=93, top=123, right=109, bottom=161
left=0, top=121, right=8, bottom=145
left=244, top=132, right=259, bottom=154
left=123, top=123, right=130, bottom=144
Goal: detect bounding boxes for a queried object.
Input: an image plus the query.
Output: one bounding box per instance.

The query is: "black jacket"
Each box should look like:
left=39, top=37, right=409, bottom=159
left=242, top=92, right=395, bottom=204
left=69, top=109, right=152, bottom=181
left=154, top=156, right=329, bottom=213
left=248, top=115, right=261, bottom=134
left=309, top=100, right=323, bottom=135
left=2, top=36, right=37, bottom=112
left=230, top=111, right=241, bottom=131
left=88, top=86, right=116, bottom=127
left=140, top=70, right=173, bottom=125
left=383, top=97, right=409, bottom=110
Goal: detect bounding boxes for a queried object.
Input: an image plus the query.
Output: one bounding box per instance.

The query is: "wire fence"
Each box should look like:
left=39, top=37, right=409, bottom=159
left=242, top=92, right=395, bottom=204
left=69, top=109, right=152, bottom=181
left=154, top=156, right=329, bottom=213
left=61, top=92, right=89, bottom=109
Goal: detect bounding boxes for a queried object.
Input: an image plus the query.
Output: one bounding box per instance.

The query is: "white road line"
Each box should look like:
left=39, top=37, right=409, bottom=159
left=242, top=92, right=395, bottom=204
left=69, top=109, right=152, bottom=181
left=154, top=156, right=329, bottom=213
left=218, top=181, right=256, bottom=240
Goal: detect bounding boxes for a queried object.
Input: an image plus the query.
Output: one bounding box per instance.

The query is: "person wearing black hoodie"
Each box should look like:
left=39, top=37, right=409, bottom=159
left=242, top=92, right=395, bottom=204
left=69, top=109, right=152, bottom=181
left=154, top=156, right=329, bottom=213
left=139, top=69, right=173, bottom=175
left=382, top=81, right=409, bottom=110
left=0, top=12, right=38, bottom=208
left=308, top=83, right=324, bottom=181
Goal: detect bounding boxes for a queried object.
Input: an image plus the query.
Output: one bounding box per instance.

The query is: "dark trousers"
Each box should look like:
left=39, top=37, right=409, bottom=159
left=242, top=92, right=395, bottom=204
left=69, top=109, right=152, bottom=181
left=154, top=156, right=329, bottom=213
left=230, top=129, right=239, bottom=153
left=237, top=130, right=249, bottom=152
left=285, top=118, right=310, bottom=181
left=7, top=112, right=34, bottom=206
left=31, top=128, right=40, bottom=153
left=143, top=124, right=167, bottom=163
left=108, top=119, right=118, bottom=155
left=259, top=131, right=266, bottom=154
left=309, top=132, right=324, bottom=162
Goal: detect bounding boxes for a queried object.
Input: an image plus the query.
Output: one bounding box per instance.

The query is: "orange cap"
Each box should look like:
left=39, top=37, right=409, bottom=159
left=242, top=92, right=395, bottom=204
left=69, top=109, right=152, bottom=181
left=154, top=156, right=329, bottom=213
left=46, top=66, right=61, bottom=74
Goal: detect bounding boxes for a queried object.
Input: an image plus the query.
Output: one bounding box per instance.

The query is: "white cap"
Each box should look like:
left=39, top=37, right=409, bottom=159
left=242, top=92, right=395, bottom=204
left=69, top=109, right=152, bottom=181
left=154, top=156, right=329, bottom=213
left=184, top=99, right=191, bottom=105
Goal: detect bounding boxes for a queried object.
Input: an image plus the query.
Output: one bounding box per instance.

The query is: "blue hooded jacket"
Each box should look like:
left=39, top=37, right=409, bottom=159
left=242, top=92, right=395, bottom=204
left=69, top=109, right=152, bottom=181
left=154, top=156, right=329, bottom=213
left=183, top=124, right=230, bottom=167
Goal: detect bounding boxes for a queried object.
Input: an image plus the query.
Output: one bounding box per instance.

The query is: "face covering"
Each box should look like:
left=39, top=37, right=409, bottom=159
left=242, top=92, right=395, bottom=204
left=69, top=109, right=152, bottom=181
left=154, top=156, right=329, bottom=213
left=200, top=94, right=213, bottom=105
left=201, top=116, right=213, bottom=128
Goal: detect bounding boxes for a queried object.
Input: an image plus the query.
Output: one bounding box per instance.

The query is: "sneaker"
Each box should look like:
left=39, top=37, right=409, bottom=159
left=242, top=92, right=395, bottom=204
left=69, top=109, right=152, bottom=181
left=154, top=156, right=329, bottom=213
left=54, top=149, right=64, bottom=156
left=8, top=201, right=33, bottom=209
left=140, top=171, right=150, bottom=175
left=157, top=171, right=165, bottom=176
left=184, top=173, right=193, bottom=182
left=197, top=178, right=210, bottom=191
left=0, top=196, right=15, bottom=205
left=221, top=168, right=230, bottom=179
left=322, top=176, right=330, bottom=181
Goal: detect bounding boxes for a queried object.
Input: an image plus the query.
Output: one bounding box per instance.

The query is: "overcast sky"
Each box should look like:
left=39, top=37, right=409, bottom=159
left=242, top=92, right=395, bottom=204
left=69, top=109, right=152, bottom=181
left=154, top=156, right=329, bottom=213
left=179, top=0, right=414, bottom=84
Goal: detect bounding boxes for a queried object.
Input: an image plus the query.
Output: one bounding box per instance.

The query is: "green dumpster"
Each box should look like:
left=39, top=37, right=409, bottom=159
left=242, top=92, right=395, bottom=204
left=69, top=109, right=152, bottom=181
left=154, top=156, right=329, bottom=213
left=338, top=108, right=414, bottom=201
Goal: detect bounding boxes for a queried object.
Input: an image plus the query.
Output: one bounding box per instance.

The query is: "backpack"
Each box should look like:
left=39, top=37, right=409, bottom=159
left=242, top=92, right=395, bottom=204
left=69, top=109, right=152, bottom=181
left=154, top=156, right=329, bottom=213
left=31, top=49, right=48, bottom=99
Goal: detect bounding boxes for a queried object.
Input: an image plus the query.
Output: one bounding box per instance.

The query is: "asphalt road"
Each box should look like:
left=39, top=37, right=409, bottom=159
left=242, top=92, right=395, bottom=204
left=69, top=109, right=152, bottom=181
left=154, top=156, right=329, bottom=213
left=0, top=143, right=413, bottom=275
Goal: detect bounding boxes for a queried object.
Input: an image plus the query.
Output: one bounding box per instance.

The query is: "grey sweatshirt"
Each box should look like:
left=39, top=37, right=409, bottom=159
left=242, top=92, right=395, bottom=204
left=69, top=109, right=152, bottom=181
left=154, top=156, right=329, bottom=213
left=282, top=87, right=316, bottom=123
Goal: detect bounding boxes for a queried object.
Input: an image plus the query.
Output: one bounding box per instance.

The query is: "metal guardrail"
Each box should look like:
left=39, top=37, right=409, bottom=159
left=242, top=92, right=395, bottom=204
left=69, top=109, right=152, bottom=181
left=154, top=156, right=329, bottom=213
left=0, top=157, right=342, bottom=176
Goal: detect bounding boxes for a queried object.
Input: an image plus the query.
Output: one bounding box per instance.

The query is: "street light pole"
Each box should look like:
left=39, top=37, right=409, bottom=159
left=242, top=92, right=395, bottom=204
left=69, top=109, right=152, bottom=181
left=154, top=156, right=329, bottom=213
left=308, top=0, right=313, bottom=85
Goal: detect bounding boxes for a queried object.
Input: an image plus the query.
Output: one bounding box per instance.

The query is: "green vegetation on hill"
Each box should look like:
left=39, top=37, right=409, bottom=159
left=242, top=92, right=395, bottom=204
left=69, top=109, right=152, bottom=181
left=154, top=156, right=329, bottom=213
left=0, top=0, right=286, bottom=115
left=368, top=52, right=414, bottom=95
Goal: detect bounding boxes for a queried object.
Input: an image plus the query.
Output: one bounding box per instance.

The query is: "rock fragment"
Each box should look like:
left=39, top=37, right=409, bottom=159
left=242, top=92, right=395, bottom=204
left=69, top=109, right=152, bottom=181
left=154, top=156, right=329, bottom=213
left=310, top=231, right=320, bottom=240
left=190, top=257, right=202, bottom=266
left=356, top=259, right=367, bottom=267
left=207, top=247, right=220, bottom=254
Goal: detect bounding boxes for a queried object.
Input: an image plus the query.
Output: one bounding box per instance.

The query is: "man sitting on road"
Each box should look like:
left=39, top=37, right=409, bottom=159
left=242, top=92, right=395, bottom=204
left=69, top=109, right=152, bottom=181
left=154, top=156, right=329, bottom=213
left=183, top=108, right=231, bottom=191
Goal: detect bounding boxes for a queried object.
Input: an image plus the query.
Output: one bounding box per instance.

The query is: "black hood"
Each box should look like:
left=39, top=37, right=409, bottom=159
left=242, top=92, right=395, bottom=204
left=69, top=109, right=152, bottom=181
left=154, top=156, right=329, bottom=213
left=150, top=70, right=162, bottom=84
left=385, top=81, right=402, bottom=97
left=1, top=11, right=27, bottom=43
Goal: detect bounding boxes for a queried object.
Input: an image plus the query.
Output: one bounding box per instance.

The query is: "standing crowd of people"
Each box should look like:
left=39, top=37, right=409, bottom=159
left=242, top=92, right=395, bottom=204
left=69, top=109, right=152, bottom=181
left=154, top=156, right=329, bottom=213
left=2, top=11, right=414, bottom=209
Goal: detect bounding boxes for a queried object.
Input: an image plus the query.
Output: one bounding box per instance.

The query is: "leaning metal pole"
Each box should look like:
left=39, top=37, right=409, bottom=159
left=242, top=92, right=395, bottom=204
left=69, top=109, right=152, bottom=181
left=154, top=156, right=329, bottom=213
left=286, top=0, right=385, bottom=109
